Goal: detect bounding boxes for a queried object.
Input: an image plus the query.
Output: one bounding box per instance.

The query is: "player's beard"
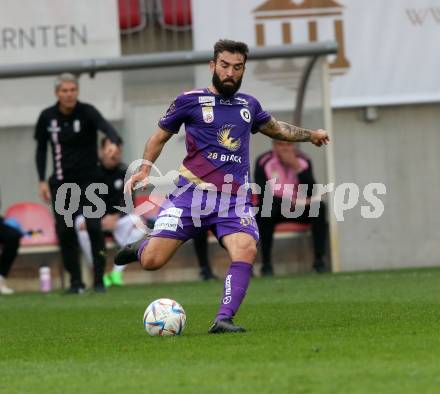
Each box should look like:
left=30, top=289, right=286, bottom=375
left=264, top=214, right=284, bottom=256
left=212, top=71, right=242, bottom=97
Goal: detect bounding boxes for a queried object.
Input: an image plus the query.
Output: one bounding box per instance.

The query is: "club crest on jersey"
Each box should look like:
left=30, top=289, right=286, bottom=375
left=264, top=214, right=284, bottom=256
left=217, top=124, right=240, bottom=151
left=202, top=106, right=214, bottom=123
left=73, top=119, right=81, bottom=133
left=240, top=108, right=251, bottom=123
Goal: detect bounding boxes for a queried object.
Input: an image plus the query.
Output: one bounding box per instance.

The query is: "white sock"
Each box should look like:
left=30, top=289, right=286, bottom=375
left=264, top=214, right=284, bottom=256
left=113, top=215, right=145, bottom=245
left=112, top=215, right=145, bottom=274
left=74, top=216, right=93, bottom=268
left=112, top=264, right=125, bottom=273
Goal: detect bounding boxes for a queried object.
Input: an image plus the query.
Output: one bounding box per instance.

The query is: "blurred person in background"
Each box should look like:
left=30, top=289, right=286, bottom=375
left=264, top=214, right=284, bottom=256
left=0, top=189, right=22, bottom=295
left=193, top=228, right=217, bottom=281
left=75, top=137, right=144, bottom=288
left=34, top=73, right=122, bottom=293
left=254, top=140, right=328, bottom=276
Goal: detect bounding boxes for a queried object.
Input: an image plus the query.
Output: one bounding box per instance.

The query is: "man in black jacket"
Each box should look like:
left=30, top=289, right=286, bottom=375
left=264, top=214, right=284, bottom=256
left=254, top=140, right=328, bottom=276
left=34, top=73, right=122, bottom=293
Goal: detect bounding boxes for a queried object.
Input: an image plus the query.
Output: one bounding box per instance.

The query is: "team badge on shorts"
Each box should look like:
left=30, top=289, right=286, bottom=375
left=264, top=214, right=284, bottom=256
left=202, top=106, right=214, bottom=123
left=240, top=217, right=253, bottom=227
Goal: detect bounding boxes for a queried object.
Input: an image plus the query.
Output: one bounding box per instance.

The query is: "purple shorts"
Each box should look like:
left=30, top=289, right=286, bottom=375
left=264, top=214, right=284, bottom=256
left=151, top=183, right=259, bottom=243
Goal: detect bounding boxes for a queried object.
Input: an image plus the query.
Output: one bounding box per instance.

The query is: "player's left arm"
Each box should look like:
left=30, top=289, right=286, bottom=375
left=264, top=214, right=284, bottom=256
left=258, top=116, right=329, bottom=147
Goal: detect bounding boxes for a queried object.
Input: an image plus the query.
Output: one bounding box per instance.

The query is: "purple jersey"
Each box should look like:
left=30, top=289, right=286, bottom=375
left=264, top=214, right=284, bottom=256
left=158, top=88, right=271, bottom=194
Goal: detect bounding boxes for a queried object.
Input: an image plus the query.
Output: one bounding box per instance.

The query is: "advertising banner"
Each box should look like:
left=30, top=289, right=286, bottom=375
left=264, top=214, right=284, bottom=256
left=0, top=0, right=122, bottom=126
left=192, top=0, right=440, bottom=108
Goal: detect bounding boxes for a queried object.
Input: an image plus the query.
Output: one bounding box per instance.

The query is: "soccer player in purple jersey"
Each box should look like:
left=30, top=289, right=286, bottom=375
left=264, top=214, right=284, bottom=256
left=115, top=39, right=329, bottom=333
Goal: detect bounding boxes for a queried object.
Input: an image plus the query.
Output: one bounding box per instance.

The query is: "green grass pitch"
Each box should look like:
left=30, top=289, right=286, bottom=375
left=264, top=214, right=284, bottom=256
left=1, top=268, right=440, bottom=394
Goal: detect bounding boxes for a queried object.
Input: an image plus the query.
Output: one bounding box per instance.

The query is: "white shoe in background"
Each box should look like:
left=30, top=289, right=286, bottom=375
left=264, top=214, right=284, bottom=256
left=0, top=277, right=15, bottom=295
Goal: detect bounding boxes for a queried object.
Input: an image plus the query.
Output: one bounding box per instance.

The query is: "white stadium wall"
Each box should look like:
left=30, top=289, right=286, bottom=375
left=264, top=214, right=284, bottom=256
left=332, top=104, right=440, bottom=270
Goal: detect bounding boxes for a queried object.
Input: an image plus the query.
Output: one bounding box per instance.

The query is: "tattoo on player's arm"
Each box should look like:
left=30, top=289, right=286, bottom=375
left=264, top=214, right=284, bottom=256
left=259, top=117, right=312, bottom=142
left=278, top=121, right=312, bottom=142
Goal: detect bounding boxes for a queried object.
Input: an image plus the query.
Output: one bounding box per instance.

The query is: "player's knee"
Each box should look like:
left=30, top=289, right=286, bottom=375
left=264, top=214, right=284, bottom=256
left=140, top=253, right=165, bottom=271
left=236, top=238, right=257, bottom=261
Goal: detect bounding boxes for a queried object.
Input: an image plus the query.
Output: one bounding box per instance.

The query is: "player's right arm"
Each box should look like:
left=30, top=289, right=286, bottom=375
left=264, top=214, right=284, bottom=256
left=125, top=93, right=187, bottom=193
left=124, top=127, right=173, bottom=193
left=34, top=112, right=51, bottom=203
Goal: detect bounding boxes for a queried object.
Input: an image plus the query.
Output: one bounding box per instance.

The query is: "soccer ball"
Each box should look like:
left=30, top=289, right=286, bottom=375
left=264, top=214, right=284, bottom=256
left=143, top=298, right=186, bottom=336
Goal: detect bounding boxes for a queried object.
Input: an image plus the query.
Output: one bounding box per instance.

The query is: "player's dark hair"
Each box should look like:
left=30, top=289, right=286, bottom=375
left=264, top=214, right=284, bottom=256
left=213, top=39, right=249, bottom=63
left=101, top=136, right=123, bottom=148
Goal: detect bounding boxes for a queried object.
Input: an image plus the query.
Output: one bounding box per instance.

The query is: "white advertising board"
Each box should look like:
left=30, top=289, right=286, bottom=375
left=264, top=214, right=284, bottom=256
left=0, top=0, right=122, bottom=126
left=192, top=0, right=440, bottom=108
